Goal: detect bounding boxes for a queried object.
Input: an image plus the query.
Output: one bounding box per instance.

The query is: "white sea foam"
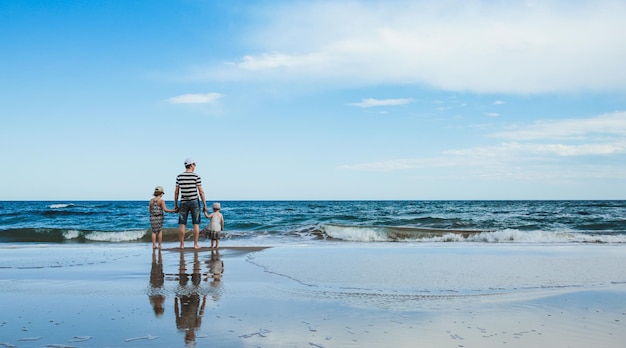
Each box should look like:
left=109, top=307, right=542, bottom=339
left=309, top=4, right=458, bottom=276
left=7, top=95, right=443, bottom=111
left=85, top=230, right=146, bottom=242
left=62, top=230, right=81, bottom=240
left=465, top=229, right=626, bottom=244
left=429, top=229, right=568, bottom=243
left=49, top=203, right=74, bottom=209
left=322, top=224, right=626, bottom=244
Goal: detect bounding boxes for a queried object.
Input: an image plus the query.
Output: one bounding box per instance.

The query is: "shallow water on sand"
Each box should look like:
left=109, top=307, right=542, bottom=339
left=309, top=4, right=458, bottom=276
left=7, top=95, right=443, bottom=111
left=250, top=245, right=626, bottom=300
left=1, top=244, right=626, bottom=347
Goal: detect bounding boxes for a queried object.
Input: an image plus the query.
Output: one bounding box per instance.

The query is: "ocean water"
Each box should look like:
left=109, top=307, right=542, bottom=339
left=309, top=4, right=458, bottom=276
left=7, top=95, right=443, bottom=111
left=1, top=200, right=625, bottom=245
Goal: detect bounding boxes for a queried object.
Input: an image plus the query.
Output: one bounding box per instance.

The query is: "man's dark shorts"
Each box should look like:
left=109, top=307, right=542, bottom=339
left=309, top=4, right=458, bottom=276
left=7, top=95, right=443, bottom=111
left=178, top=200, right=201, bottom=225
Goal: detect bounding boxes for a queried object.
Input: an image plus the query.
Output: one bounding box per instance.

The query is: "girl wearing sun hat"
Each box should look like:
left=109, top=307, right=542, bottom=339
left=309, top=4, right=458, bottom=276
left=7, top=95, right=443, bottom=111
left=149, top=186, right=176, bottom=249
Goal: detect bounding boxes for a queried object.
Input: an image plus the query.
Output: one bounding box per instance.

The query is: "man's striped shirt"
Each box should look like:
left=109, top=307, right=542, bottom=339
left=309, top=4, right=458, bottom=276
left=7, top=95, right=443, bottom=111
left=176, top=172, right=202, bottom=201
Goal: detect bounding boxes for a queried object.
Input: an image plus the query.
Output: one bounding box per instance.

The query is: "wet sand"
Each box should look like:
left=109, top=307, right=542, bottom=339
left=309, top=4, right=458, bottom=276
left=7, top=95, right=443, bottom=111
left=1, top=244, right=625, bottom=347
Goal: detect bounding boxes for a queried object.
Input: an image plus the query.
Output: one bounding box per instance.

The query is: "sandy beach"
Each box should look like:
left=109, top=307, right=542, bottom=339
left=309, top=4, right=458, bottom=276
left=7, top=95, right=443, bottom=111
left=1, top=243, right=625, bottom=347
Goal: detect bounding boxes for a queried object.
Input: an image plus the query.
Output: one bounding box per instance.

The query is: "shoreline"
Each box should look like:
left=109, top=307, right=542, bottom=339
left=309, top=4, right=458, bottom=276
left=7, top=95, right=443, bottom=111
left=162, top=245, right=272, bottom=252
left=1, top=243, right=625, bottom=347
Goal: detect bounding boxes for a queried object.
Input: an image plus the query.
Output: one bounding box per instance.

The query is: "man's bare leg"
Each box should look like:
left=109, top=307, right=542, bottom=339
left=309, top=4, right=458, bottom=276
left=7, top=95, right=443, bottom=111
left=179, top=225, right=186, bottom=249
left=193, top=224, right=200, bottom=249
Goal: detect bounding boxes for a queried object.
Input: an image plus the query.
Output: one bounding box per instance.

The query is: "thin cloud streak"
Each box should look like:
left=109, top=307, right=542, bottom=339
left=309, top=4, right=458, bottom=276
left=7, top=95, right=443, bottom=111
left=340, top=158, right=458, bottom=172
left=492, top=112, right=626, bottom=140
left=445, top=141, right=626, bottom=158
left=349, top=98, right=414, bottom=108
left=167, top=93, right=223, bottom=104
left=341, top=111, right=626, bottom=180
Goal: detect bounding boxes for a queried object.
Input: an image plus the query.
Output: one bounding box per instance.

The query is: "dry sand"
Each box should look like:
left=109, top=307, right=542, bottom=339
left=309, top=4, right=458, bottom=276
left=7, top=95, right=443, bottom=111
left=1, top=244, right=625, bottom=347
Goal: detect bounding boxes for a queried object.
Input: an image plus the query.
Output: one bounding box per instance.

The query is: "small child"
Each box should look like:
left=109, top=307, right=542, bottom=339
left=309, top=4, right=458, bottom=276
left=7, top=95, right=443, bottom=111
left=149, top=186, right=176, bottom=249
left=203, top=202, right=224, bottom=249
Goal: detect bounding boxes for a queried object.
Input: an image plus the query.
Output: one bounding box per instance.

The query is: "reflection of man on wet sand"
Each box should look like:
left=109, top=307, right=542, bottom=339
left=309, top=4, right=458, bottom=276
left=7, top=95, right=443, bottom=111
left=148, top=249, right=165, bottom=317
left=175, top=251, right=207, bottom=345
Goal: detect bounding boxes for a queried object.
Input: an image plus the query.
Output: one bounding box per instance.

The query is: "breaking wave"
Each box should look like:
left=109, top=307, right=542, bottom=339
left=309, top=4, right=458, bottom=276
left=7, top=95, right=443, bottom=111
left=0, top=228, right=181, bottom=243
left=320, top=224, right=626, bottom=244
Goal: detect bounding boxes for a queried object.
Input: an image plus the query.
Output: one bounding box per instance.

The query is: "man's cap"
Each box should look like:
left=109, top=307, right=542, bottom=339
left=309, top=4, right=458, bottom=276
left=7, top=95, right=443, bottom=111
left=184, top=158, right=195, bottom=166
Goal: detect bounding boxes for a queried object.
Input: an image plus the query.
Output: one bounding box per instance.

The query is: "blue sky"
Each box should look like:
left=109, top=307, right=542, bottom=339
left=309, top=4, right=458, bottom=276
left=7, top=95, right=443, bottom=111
left=1, top=0, right=626, bottom=200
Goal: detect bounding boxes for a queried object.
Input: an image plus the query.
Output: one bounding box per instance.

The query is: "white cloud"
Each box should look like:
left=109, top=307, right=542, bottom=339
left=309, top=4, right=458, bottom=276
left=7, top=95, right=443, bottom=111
left=237, top=52, right=332, bottom=71
left=203, top=1, right=626, bottom=94
left=485, top=112, right=500, bottom=117
left=167, top=93, right=223, bottom=104
left=349, top=98, right=414, bottom=108
left=494, top=100, right=506, bottom=105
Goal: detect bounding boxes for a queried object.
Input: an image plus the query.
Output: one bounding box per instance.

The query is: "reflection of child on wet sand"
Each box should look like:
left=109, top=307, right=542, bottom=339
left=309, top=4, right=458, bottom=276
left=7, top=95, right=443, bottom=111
left=208, top=250, right=224, bottom=282
left=207, top=250, right=224, bottom=302
left=149, top=186, right=176, bottom=249
left=148, top=249, right=165, bottom=317
left=203, top=202, right=224, bottom=249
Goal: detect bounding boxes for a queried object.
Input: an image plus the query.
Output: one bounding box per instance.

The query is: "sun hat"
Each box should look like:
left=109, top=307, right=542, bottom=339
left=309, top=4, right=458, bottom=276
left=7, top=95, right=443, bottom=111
left=154, top=186, right=164, bottom=195
left=184, top=158, right=195, bottom=166
left=212, top=202, right=221, bottom=210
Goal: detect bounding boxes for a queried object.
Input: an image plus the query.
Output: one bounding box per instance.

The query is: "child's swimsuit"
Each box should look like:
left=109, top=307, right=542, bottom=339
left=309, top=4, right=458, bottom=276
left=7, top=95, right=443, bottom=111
left=150, top=199, right=164, bottom=234
left=206, top=214, right=222, bottom=240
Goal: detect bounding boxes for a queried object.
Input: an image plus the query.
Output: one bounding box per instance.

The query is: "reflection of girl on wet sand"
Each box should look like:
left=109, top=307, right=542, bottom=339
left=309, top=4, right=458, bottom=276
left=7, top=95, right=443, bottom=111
left=175, top=251, right=207, bottom=345
left=148, top=249, right=165, bottom=317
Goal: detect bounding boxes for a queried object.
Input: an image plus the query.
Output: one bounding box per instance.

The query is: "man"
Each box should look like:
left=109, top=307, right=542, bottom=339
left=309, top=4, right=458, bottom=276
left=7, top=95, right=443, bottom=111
left=174, top=158, right=208, bottom=249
